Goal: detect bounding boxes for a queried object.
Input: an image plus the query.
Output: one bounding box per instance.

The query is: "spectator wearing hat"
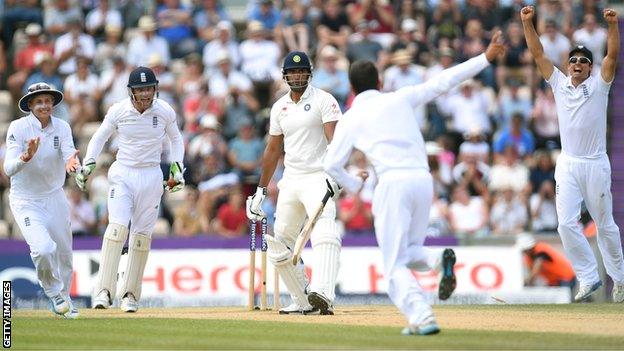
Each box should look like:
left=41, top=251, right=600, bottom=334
left=127, top=16, right=171, bottom=68
left=156, top=0, right=196, bottom=59
left=383, top=49, right=427, bottom=131
left=311, top=46, right=350, bottom=110
left=7, top=23, right=53, bottom=102
left=146, top=54, right=176, bottom=108
left=317, top=0, right=352, bottom=52
left=389, top=18, right=430, bottom=66
left=209, top=50, right=253, bottom=99
left=85, top=0, right=123, bottom=39
left=94, top=24, right=127, bottom=73
left=5, top=82, right=80, bottom=318
left=44, top=0, right=83, bottom=38
left=425, top=47, right=457, bottom=139
left=188, top=113, right=228, bottom=166
left=458, top=127, right=489, bottom=164
left=202, top=21, right=241, bottom=76
left=539, top=19, right=571, bottom=69
left=54, top=17, right=96, bottom=76
left=516, top=233, right=576, bottom=289
left=193, top=0, right=230, bottom=44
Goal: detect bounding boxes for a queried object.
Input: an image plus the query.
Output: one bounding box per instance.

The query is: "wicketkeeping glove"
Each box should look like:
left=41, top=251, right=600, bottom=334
left=75, top=160, right=96, bottom=192
left=246, top=186, right=266, bottom=221
left=164, top=161, right=185, bottom=192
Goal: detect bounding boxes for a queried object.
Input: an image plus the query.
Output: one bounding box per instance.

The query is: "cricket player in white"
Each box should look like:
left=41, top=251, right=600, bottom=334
left=246, top=51, right=342, bottom=315
left=522, top=6, right=624, bottom=303
left=324, top=35, right=505, bottom=334
left=76, top=66, right=185, bottom=312
left=4, top=83, right=81, bottom=318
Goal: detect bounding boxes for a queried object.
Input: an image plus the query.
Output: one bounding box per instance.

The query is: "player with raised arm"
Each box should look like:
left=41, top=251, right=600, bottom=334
left=324, top=33, right=505, bottom=334
left=246, top=51, right=342, bottom=315
left=522, top=6, right=624, bottom=303
left=5, top=83, right=80, bottom=318
left=76, top=66, right=185, bottom=312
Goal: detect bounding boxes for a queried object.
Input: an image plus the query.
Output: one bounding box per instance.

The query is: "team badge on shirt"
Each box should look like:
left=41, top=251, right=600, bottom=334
left=304, top=104, right=311, bottom=111
left=153, top=116, right=158, bottom=128
left=53, top=136, right=59, bottom=149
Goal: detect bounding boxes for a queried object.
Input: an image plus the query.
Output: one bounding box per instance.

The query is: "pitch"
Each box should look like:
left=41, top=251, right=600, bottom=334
left=11, top=304, right=624, bottom=349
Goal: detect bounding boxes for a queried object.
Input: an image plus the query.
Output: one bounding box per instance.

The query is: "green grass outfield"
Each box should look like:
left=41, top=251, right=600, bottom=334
left=10, top=304, right=624, bottom=350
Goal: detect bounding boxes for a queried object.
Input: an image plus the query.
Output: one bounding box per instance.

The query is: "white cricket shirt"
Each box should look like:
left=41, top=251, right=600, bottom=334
left=547, top=68, right=610, bottom=158
left=270, top=85, right=341, bottom=176
left=4, top=114, right=76, bottom=199
left=324, top=54, right=490, bottom=193
left=84, top=98, right=184, bottom=167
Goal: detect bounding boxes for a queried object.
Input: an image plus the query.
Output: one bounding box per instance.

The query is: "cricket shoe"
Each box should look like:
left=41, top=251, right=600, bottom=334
left=93, top=289, right=112, bottom=309
left=121, top=293, right=139, bottom=313
left=401, top=316, right=440, bottom=336
left=438, top=248, right=456, bottom=300
left=49, top=294, right=70, bottom=315
left=612, top=283, right=624, bottom=303
left=279, top=302, right=314, bottom=315
left=574, top=281, right=602, bottom=302
left=307, top=292, right=334, bottom=315
left=64, top=306, right=80, bottom=319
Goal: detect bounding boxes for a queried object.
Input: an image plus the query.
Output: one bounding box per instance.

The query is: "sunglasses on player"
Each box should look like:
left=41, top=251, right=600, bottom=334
left=569, top=56, right=591, bottom=64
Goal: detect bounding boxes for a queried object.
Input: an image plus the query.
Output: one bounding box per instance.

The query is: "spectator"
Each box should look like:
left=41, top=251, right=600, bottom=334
left=493, top=113, right=535, bottom=160
left=531, top=87, right=560, bottom=150
left=452, top=153, right=490, bottom=198
left=496, top=21, right=532, bottom=89
left=529, top=150, right=555, bottom=193
left=537, top=0, right=572, bottom=36
left=347, top=0, right=396, bottom=49
left=193, top=0, right=230, bottom=45
left=248, top=0, right=282, bottom=36
left=383, top=50, right=427, bottom=130
left=317, top=0, right=352, bottom=52
left=458, top=128, right=489, bottom=164
left=346, top=20, right=384, bottom=66
left=7, top=23, right=53, bottom=101
left=489, top=144, right=530, bottom=195
left=67, top=186, right=96, bottom=237
left=438, top=79, right=492, bottom=137
left=338, top=191, right=373, bottom=235
left=428, top=193, right=450, bottom=237
left=282, top=1, right=313, bottom=53
left=183, top=83, right=224, bottom=133
left=490, top=187, right=528, bottom=236
left=85, top=0, right=123, bottom=39
left=516, top=233, right=576, bottom=289
left=538, top=19, right=570, bottom=69
left=127, top=16, right=171, bottom=68
left=311, top=46, right=350, bottom=110
left=44, top=0, right=83, bottom=38
left=64, top=56, right=100, bottom=133
left=497, top=78, right=533, bottom=130
left=23, top=52, right=63, bottom=96
left=460, top=18, right=495, bottom=87
left=208, top=50, right=252, bottom=99
left=530, top=180, right=558, bottom=233
left=448, top=184, right=489, bottom=239
left=188, top=114, right=228, bottom=168
left=572, top=13, right=607, bottom=74
left=156, top=0, right=196, bottom=59
left=93, top=24, right=127, bottom=73
left=202, top=21, right=241, bottom=76
left=430, top=0, right=462, bottom=46
left=465, top=0, right=502, bottom=33
left=98, top=56, right=130, bottom=112
left=176, top=54, right=206, bottom=105
left=148, top=54, right=177, bottom=108
left=1, top=0, right=43, bottom=46
left=173, top=187, right=203, bottom=236
left=54, top=17, right=96, bottom=76
left=221, top=84, right=260, bottom=141
left=212, top=188, right=248, bottom=237
left=227, top=120, right=264, bottom=182
left=390, top=18, right=430, bottom=66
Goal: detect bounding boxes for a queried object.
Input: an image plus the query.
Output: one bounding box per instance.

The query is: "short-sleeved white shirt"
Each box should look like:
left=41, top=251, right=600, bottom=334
left=269, top=85, right=341, bottom=176
left=547, top=68, right=610, bottom=158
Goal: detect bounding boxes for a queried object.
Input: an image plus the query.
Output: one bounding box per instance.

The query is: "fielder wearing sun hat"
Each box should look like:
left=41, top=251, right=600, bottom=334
left=18, top=82, right=64, bottom=113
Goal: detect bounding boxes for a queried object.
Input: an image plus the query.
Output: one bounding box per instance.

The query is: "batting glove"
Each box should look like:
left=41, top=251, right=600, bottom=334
left=325, top=178, right=342, bottom=201
left=164, top=161, right=185, bottom=192
left=75, top=160, right=96, bottom=192
left=246, top=186, right=266, bottom=221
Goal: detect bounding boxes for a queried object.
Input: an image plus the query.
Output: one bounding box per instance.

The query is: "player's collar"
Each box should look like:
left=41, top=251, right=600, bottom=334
left=352, top=89, right=381, bottom=106
left=27, top=113, right=55, bottom=132
left=566, top=74, right=592, bottom=89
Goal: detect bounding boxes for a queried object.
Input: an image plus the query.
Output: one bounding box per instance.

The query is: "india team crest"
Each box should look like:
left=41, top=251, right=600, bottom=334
left=304, top=104, right=311, bottom=111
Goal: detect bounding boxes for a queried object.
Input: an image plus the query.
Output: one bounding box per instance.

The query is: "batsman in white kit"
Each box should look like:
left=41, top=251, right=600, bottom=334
left=522, top=6, right=624, bottom=303
left=324, top=34, right=505, bottom=335
left=246, top=51, right=343, bottom=315
left=4, top=83, right=81, bottom=318
left=76, top=66, right=185, bottom=312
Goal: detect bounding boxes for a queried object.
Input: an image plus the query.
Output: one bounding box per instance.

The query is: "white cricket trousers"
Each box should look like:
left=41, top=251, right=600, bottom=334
left=9, top=189, right=72, bottom=299
left=373, top=169, right=441, bottom=326
left=555, top=153, right=624, bottom=286
left=107, top=162, right=164, bottom=235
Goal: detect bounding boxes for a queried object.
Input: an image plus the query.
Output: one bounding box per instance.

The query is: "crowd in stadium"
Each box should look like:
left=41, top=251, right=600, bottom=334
left=0, top=0, right=609, bottom=240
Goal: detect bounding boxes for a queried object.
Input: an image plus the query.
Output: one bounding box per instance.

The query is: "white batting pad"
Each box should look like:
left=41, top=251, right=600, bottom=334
left=310, top=242, right=340, bottom=302
left=94, top=223, right=129, bottom=299
left=266, top=235, right=311, bottom=309
left=119, top=233, right=151, bottom=300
